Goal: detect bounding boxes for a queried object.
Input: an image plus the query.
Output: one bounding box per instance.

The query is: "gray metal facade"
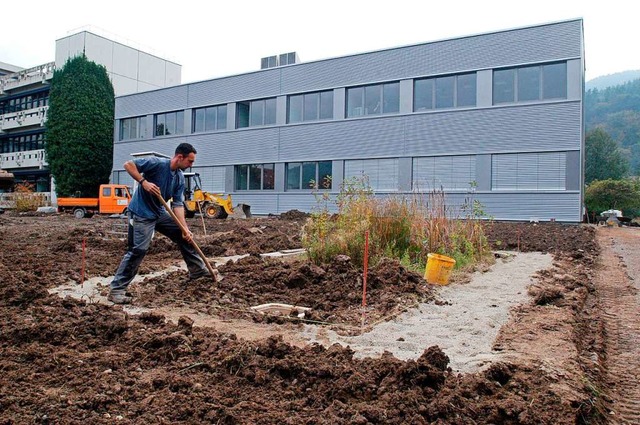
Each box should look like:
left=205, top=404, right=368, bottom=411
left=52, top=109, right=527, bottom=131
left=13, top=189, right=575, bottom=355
left=113, top=19, right=584, bottom=221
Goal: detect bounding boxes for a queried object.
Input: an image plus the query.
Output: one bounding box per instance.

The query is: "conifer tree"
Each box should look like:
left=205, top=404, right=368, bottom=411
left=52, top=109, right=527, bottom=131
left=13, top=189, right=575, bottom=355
left=45, top=55, right=115, bottom=197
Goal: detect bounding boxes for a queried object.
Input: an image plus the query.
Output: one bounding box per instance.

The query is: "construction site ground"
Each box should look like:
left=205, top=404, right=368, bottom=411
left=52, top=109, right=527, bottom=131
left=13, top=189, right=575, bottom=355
left=1, top=211, right=639, bottom=424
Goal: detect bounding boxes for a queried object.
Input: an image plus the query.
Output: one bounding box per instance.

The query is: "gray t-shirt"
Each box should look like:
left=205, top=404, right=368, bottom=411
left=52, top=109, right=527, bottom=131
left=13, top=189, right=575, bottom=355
left=128, top=157, right=185, bottom=219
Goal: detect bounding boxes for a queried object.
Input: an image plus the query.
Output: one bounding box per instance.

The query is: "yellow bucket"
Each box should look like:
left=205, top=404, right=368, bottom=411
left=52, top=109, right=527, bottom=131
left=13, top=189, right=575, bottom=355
left=424, top=253, right=456, bottom=285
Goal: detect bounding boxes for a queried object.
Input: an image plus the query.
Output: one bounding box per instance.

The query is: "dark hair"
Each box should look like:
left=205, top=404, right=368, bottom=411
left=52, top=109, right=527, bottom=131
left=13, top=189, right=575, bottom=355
left=175, top=143, right=197, bottom=156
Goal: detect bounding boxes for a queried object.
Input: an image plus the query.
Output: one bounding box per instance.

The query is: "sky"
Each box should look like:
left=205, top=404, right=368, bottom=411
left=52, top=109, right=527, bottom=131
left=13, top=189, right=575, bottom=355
left=1, top=0, right=637, bottom=84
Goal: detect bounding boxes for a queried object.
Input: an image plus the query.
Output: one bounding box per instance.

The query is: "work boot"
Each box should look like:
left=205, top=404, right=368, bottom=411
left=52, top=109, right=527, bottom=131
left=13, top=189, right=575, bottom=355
left=107, top=289, right=132, bottom=305
left=189, top=268, right=210, bottom=281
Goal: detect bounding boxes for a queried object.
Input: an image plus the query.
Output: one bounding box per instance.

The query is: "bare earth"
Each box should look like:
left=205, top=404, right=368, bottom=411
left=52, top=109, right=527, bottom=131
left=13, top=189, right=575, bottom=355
left=1, top=211, right=639, bottom=424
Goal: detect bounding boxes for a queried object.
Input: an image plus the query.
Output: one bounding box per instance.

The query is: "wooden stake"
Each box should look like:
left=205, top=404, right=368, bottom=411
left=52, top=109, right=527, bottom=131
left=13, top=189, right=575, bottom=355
left=196, top=200, right=207, bottom=235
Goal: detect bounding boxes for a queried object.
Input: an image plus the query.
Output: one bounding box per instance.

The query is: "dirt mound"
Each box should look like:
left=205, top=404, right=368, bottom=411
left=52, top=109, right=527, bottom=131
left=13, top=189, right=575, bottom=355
left=485, top=221, right=596, bottom=255
left=129, top=254, right=433, bottom=333
left=0, top=297, right=583, bottom=424
left=278, top=209, right=310, bottom=220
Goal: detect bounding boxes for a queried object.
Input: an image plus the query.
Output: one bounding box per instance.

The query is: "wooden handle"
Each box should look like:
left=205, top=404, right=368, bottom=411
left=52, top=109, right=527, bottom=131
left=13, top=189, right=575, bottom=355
left=155, top=193, right=220, bottom=283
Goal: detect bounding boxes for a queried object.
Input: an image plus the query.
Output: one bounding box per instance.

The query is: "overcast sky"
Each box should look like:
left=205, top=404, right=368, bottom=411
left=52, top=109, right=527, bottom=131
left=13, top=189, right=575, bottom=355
left=1, top=0, right=636, bottom=84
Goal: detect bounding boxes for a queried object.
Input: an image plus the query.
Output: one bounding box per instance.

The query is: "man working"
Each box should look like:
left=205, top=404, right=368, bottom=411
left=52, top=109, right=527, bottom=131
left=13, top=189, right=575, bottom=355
left=108, top=142, right=210, bottom=304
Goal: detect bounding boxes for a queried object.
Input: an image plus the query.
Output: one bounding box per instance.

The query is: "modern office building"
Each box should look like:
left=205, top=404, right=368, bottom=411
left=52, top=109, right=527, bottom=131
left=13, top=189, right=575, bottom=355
left=113, top=19, right=584, bottom=221
left=0, top=30, right=181, bottom=194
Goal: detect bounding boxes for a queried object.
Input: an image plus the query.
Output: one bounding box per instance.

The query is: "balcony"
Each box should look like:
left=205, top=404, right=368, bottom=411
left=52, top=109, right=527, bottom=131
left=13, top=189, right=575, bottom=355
left=0, top=62, right=54, bottom=94
left=0, top=149, right=47, bottom=170
left=0, top=106, right=48, bottom=132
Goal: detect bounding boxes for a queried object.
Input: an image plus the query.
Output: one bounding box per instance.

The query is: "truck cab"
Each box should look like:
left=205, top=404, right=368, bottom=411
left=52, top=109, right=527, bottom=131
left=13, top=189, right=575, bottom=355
left=98, top=185, right=131, bottom=214
left=57, top=184, right=132, bottom=218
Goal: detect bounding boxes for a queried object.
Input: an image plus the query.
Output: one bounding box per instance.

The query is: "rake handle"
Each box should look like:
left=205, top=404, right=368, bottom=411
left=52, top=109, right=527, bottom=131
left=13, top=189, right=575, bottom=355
left=155, top=193, right=219, bottom=283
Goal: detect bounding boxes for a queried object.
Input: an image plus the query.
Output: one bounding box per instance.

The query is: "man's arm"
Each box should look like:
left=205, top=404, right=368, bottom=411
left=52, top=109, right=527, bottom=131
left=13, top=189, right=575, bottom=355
left=124, top=161, right=144, bottom=183
left=124, top=160, right=159, bottom=196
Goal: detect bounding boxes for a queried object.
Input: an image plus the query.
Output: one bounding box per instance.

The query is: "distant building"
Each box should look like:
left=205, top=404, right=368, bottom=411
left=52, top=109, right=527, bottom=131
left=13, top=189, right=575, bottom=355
left=112, top=19, right=582, bottom=221
left=0, top=30, right=181, bottom=195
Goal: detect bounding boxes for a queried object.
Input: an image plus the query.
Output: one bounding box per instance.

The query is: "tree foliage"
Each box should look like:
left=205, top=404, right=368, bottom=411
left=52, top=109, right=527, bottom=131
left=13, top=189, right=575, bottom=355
left=45, top=55, right=115, bottom=197
left=585, top=127, right=629, bottom=184
left=585, top=78, right=640, bottom=173
left=585, top=178, right=640, bottom=216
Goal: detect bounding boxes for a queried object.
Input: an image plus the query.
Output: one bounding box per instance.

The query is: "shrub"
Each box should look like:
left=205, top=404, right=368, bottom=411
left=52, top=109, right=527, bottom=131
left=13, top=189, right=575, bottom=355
left=302, top=177, right=491, bottom=271
left=14, top=183, right=47, bottom=212
left=585, top=178, right=640, bottom=217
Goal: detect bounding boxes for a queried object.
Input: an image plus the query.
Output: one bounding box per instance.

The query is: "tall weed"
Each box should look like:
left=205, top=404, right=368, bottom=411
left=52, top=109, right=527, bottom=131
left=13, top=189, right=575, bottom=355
left=302, top=176, right=491, bottom=271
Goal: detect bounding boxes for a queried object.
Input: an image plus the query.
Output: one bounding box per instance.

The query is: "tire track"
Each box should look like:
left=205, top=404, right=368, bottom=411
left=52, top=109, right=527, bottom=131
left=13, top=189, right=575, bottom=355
left=595, top=228, right=640, bottom=424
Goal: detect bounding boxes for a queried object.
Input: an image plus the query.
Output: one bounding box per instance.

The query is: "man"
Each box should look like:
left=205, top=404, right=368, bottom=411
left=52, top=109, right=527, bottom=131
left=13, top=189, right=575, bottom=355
left=108, top=143, right=210, bottom=304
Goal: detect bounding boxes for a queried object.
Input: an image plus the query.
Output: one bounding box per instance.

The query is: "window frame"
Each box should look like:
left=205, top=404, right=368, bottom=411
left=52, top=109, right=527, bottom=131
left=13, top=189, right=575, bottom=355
left=236, top=98, right=277, bottom=128
left=493, top=62, right=567, bottom=105
left=119, top=116, right=147, bottom=141
left=287, top=90, right=334, bottom=124
left=286, top=161, right=333, bottom=190
left=235, top=163, right=275, bottom=191
left=192, top=104, right=227, bottom=133
left=346, top=82, right=400, bottom=118
left=153, top=111, right=184, bottom=137
left=414, top=72, right=477, bottom=111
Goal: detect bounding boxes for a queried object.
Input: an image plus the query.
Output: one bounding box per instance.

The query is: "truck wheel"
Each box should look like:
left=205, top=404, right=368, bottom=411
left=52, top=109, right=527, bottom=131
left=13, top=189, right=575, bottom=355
left=73, top=208, right=86, bottom=219
left=204, top=203, right=228, bottom=219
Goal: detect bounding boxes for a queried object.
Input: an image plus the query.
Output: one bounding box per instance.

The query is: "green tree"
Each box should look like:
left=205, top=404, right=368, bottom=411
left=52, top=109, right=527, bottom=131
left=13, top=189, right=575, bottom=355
left=585, top=178, right=640, bottom=216
left=585, top=78, right=640, bottom=173
left=45, top=55, right=115, bottom=197
left=585, top=127, right=629, bottom=185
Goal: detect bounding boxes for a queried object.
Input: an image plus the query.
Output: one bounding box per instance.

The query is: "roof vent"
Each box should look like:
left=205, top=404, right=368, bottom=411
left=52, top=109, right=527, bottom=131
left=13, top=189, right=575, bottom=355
left=260, top=52, right=299, bottom=69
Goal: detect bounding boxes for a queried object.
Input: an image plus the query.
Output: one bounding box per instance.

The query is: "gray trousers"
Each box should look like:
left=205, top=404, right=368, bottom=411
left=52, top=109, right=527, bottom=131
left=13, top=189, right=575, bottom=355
left=110, top=212, right=206, bottom=291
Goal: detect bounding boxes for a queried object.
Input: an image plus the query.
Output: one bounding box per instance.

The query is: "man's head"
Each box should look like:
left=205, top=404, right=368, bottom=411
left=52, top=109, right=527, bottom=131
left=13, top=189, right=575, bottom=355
left=173, top=143, right=197, bottom=170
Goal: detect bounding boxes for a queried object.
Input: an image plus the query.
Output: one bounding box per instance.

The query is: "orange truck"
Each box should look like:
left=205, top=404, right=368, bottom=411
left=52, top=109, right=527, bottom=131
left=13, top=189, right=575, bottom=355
left=57, top=184, right=132, bottom=218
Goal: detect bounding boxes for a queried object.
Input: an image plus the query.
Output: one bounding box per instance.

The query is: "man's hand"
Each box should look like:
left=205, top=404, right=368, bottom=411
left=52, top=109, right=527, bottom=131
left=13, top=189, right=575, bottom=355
left=141, top=180, right=161, bottom=197
left=182, top=229, right=194, bottom=244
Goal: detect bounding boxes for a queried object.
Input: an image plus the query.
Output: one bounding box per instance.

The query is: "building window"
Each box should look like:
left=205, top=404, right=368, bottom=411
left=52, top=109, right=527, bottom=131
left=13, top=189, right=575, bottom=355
left=0, top=90, right=49, bottom=114
left=413, top=155, right=476, bottom=191
left=344, top=158, right=398, bottom=191
left=235, top=163, right=275, bottom=190
left=154, top=111, right=184, bottom=136
left=492, top=152, right=566, bottom=190
left=286, top=161, right=332, bottom=190
left=119, top=116, right=147, bottom=141
left=347, top=82, right=399, bottom=117
left=193, top=105, right=227, bottom=133
left=542, top=62, right=567, bottom=99
left=414, top=72, right=477, bottom=111
left=236, top=98, right=276, bottom=128
left=493, top=62, right=567, bottom=105
left=0, top=131, right=46, bottom=153
left=287, top=91, right=333, bottom=123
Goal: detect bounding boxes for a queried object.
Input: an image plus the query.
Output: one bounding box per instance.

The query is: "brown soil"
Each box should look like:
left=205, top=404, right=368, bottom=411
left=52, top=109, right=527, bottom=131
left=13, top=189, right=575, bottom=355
left=0, top=212, right=636, bottom=424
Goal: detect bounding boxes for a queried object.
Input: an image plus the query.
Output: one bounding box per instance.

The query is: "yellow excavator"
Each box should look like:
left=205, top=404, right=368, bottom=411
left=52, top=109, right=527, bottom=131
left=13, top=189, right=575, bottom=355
left=183, top=172, right=251, bottom=219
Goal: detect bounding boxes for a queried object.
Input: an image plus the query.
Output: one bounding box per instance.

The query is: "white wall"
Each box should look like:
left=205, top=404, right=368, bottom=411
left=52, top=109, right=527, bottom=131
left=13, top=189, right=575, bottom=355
left=55, top=31, right=181, bottom=96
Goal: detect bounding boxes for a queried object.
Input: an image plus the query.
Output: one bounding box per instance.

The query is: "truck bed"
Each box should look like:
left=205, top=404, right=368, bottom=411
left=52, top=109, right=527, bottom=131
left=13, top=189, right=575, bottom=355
left=57, top=197, right=99, bottom=208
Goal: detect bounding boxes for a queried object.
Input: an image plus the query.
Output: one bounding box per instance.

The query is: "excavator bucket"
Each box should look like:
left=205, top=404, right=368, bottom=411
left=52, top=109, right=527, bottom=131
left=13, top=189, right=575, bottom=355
left=230, top=203, right=252, bottom=219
